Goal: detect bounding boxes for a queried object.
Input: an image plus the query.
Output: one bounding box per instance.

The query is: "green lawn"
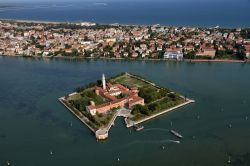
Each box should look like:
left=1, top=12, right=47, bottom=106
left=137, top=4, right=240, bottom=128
left=111, top=74, right=152, bottom=89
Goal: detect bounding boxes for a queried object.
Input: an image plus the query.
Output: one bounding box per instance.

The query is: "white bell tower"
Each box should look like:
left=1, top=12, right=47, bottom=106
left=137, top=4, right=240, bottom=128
left=102, top=74, right=106, bottom=90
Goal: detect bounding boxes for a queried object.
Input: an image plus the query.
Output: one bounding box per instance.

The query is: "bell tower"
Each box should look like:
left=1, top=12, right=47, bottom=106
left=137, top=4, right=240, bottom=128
left=102, top=74, right=106, bottom=90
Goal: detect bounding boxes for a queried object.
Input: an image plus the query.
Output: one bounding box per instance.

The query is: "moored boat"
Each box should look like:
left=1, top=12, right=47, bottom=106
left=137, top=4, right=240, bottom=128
left=134, top=124, right=144, bottom=131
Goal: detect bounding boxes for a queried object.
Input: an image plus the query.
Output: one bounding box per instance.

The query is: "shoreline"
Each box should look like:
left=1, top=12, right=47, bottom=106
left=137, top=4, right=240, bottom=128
left=189, top=59, right=248, bottom=63
left=127, top=99, right=195, bottom=127
left=1, top=55, right=249, bottom=64
left=1, top=18, right=250, bottom=29
left=58, top=97, right=96, bottom=133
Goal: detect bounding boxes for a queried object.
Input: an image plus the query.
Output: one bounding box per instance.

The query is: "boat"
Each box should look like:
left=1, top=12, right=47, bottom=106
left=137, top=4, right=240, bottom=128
left=170, top=130, right=183, bottom=139
left=227, top=156, right=231, bottom=164
left=50, top=151, right=54, bottom=155
left=169, top=140, right=181, bottom=144
left=134, top=124, right=144, bottom=131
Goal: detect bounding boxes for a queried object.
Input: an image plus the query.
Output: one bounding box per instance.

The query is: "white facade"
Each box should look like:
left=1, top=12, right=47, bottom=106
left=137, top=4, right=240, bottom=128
left=164, top=51, right=183, bottom=61
left=86, top=106, right=96, bottom=116
left=246, top=52, right=250, bottom=59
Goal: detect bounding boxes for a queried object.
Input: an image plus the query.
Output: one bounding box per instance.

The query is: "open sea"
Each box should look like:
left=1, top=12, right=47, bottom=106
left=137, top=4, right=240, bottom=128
left=0, top=0, right=250, bottom=27
left=0, top=57, right=250, bottom=165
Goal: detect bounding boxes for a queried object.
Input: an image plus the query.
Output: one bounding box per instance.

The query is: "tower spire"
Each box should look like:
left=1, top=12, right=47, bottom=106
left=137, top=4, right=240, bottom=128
left=102, top=74, right=106, bottom=90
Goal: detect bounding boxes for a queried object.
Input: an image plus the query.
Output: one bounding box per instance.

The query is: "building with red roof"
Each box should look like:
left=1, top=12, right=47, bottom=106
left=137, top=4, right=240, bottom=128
left=86, top=74, right=144, bottom=115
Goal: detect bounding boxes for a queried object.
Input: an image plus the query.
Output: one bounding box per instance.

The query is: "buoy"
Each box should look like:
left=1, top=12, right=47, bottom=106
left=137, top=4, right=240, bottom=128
left=117, top=158, right=120, bottom=162
left=162, top=146, right=165, bottom=150
left=197, top=115, right=200, bottom=120
left=170, top=121, right=173, bottom=126
left=246, top=116, right=248, bottom=120
left=6, top=161, right=10, bottom=166
left=228, top=124, right=232, bottom=128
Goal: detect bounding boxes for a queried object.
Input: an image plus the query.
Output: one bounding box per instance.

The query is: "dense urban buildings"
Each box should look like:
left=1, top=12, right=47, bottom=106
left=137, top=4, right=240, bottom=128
left=0, top=20, right=250, bottom=60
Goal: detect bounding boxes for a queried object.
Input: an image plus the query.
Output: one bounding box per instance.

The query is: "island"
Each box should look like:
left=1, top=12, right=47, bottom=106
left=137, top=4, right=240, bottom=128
left=59, top=72, right=194, bottom=140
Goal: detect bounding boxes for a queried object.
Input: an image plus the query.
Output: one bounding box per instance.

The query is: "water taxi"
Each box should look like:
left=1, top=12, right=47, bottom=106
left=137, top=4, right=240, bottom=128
left=170, top=130, right=183, bottom=139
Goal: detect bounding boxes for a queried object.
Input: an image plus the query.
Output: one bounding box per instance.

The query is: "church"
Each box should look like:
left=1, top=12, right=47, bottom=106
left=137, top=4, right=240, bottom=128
left=86, top=74, right=145, bottom=116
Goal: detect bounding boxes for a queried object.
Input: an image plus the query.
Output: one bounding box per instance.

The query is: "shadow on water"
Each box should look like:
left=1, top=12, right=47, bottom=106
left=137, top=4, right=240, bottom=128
left=0, top=134, right=7, bottom=139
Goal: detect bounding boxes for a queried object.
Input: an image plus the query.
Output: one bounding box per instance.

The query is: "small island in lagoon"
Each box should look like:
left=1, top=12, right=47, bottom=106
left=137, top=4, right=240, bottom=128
left=59, top=72, right=194, bottom=140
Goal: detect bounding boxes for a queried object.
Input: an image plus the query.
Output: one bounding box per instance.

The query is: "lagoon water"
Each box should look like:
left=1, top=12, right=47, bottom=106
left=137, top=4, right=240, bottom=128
left=0, top=56, right=250, bottom=165
left=0, top=0, right=250, bottom=27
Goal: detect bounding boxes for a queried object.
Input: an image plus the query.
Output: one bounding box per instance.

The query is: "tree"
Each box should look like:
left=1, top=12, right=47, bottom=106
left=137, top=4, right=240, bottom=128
left=148, top=102, right=161, bottom=112
left=185, top=51, right=196, bottom=59
left=131, top=105, right=150, bottom=116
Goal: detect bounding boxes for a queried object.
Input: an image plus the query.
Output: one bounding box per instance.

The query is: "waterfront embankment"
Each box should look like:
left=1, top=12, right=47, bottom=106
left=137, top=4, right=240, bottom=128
left=1, top=54, right=249, bottom=64
left=189, top=59, right=249, bottom=63
left=58, top=97, right=96, bottom=133
left=127, top=99, right=195, bottom=128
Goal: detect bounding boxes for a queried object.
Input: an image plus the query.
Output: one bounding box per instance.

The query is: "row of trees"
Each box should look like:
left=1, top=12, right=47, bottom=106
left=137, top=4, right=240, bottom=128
left=138, top=87, right=169, bottom=104
left=131, top=92, right=183, bottom=120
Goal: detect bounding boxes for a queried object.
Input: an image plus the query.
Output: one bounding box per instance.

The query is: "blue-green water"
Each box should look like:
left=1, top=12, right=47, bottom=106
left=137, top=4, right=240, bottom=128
left=0, top=0, right=250, bottom=27
left=0, top=56, right=250, bottom=166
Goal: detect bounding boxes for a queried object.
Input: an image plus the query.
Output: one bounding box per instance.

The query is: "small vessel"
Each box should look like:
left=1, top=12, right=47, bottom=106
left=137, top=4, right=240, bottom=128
left=134, top=124, right=144, bottom=131
left=246, top=116, right=248, bottom=120
left=170, top=130, right=183, bottom=139
left=70, top=122, right=73, bottom=127
left=162, top=146, right=165, bottom=150
left=169, top=140, right=181, bottom=144
left=228, top=124, right=232, bottom=128
left=227, top=156, right=231, bottom=164
left=50, top=151, right=54, bottom=155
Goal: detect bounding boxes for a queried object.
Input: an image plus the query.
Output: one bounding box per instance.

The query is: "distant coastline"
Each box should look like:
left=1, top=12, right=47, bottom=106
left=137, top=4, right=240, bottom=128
left=1, top=18, right=249, bottom=29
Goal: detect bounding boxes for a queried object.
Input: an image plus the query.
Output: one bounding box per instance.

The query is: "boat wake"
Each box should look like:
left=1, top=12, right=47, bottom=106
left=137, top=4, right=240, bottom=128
left=118, top=139, right=180, bottom=149
left=142, top=128, right=169, bottom=133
